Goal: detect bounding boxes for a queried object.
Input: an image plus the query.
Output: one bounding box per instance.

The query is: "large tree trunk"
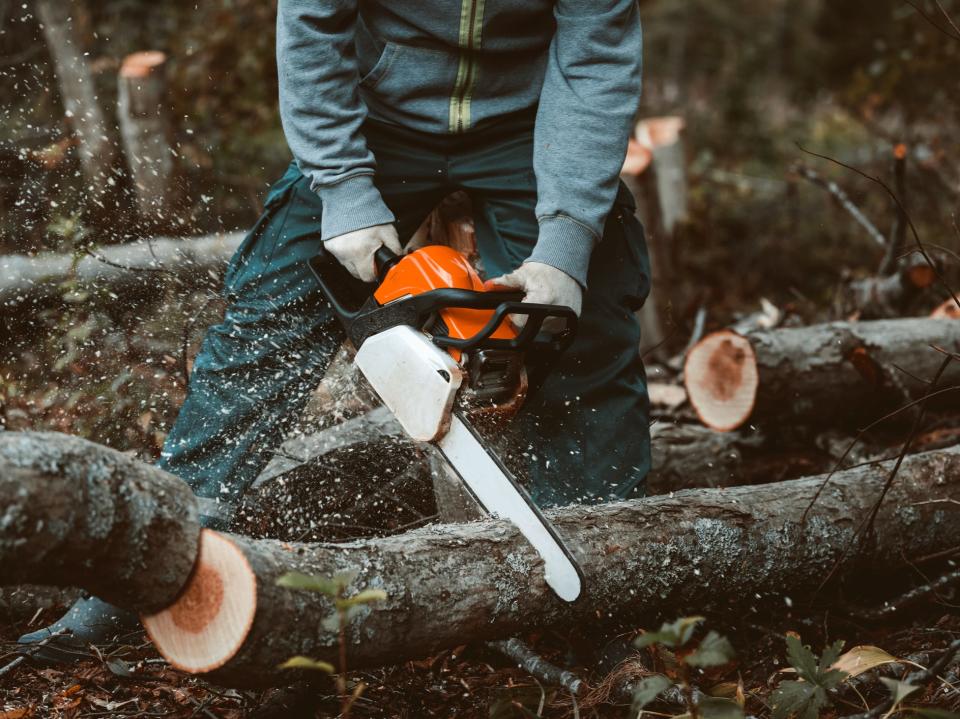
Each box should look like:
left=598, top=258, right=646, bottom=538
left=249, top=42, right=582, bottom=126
left=0, top=431, right=199, bottom=612
left=0, top=231, right=243, bottom=315
left=3, top=431, right=958, bottom=686
left=35, top=0, right=119, bottom=207
left=683, top=318, right=960, bottom=432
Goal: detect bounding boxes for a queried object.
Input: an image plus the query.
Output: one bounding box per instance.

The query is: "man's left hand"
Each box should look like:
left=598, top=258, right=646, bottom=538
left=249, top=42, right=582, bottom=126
left=486, top=262, right=582, bottom=329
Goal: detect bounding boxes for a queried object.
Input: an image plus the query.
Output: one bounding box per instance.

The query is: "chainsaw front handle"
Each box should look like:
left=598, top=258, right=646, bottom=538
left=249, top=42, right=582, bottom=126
left=308, top=248, right=577, bottom=354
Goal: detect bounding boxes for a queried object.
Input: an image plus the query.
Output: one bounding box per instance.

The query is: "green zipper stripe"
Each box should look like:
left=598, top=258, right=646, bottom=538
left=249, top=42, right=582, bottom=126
left=449, top=54, right=470, bottom=132
left=448, top=0, right=485, bottom=132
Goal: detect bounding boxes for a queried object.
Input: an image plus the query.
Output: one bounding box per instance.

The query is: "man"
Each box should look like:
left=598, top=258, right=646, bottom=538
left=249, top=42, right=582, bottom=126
left=21, top=0, right=650, bottom=660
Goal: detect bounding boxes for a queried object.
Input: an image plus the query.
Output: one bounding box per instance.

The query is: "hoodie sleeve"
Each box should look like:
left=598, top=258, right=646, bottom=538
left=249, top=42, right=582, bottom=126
left=277, top=0, right=395, bottom=241
left=527, top=0, right=642, bottom=287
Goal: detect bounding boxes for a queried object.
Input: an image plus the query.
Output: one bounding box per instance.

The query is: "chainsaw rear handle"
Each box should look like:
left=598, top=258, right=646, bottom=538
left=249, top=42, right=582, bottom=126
left=308, top=244, right=577, bottom=354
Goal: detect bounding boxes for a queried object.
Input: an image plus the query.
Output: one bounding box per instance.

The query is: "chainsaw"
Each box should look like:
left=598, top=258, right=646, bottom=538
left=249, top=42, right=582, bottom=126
left=309, top=243, right=584, bottom=602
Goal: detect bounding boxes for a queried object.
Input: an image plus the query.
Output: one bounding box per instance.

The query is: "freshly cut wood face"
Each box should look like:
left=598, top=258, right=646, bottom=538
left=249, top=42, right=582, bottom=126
left=931, top=298, right=960, bottom=320
left=143, top=530, right=257, bottom=673
left=684, top=330, right=758, bottom=432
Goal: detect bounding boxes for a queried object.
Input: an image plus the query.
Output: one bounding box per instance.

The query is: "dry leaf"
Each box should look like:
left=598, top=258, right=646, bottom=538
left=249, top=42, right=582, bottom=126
left=831, top=645, right=900, bottom=679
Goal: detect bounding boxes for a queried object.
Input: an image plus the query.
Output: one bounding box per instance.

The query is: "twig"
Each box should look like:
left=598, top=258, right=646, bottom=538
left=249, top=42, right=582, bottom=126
left=796, top=143, right=960, bottom=312
left=903, top=0, right=960, bottom=41
left=81, top=246, right=172, bottom=276
left=800, top=382, right=960, bottom=525
left=934, top=0, right=960, bottom=38
left=859, top=568, right=960, bottom=620
left=0, top=628, right=70, bottom=676
left=488, top=637, right=586, bottom=695
left=792, top=162, right=886, bottom=248
left=878, top=145, right=907, bottom=276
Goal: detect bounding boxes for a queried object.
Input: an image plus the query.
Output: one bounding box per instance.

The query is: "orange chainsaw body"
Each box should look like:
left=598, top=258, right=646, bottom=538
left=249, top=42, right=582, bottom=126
left=373, top=246, right=517, bottom=360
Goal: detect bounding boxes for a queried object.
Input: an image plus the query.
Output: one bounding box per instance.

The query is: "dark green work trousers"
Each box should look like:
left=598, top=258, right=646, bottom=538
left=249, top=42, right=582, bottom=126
left=157, top=113, right=652, bottom=524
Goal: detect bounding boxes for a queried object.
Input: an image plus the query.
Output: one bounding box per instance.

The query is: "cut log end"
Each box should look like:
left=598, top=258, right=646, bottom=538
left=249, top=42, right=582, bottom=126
left=143, top=530, right=256, bottom=674
left=931, top=299, right=960, bottom=320
left=120, top=51, right=167, bottom=78
left=684, top=330, right=759, bottom=432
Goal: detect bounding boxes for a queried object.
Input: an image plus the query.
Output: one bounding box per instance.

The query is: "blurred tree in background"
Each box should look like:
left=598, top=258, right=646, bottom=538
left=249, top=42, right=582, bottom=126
left=0, top=0, right=957, bottom=316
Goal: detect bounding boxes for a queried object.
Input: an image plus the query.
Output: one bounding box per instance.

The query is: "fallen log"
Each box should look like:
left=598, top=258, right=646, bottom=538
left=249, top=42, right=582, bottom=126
left=684, top=318, right=960, bottom=432
left=142, top=445, right=960, bottom=684
left=0, top=231, right=243, bottom=315
left=0, top=431, right=200, bottom=613
left=646, top=422, right=828, bottom=492
left=3, top=431, right=958, bottom=685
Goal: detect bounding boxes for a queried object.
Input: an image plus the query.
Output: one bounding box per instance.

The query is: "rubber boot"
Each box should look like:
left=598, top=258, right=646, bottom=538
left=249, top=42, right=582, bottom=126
left=17, top=595, right=141, bottom=665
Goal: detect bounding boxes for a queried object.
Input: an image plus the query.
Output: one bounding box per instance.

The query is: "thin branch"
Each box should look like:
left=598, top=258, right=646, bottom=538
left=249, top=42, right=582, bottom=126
left=816, top=354, right=955, bottom=592
left=487, top=637, right=586, bottom=695
left=800, top=383, right=960, bottom=525
left=792, top=162, right=886, bottom=248
left=934, top=0, right=960, bottom=38
left=903, top=0, right=960, bottom=41
left=859, top=568, right=960, bottom=620
left=0, top=628, right=70, bottom=676
left=796, top=143, right=960, bottom=312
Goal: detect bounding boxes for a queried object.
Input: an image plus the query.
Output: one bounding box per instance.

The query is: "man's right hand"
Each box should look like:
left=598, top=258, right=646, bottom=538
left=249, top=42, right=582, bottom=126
left=323, top=224, right=402, bottom=283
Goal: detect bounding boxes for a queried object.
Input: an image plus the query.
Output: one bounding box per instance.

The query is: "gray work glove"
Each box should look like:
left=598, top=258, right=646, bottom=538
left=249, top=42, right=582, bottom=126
left=487, top=261, right=583, bottom=330
left=323, top=224, right=402, bottom=283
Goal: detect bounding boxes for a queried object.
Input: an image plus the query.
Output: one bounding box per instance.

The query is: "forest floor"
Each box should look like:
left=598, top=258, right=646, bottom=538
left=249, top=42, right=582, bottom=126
left=3, top=600, right=960, bottom=718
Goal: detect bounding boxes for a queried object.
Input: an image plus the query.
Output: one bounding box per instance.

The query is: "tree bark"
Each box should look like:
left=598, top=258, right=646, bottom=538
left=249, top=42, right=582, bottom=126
left=0, top=431, right=200, bottom=612
left=622, top=117, right=688, bottom=358
left=0, top=231, right=243, bottom=315
left=149, top=445, right=960, bottom=685
left=844, top=259, right=938, bottom=319
left=34, top=0, right=119, bottom=207
left=646, top=422, right=829, bottom=492
left=684, top=319, right=960, bottom=432
left=4, top=430, right=958, bottom=685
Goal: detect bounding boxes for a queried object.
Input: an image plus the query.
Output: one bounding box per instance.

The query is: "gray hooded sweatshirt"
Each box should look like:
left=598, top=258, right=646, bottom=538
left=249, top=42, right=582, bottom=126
left=277, top=0, right=642, bottom=286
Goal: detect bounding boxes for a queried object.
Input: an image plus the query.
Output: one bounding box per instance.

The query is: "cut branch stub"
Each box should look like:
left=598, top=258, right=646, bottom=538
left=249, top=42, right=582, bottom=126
left=142, top=530, right=257, bottom=674
left=683, top=329, right=758, bottom=432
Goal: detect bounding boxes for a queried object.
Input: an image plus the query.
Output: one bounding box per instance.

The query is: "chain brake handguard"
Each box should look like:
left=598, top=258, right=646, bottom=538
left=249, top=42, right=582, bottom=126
left=307, top=247, right=578, bottom=355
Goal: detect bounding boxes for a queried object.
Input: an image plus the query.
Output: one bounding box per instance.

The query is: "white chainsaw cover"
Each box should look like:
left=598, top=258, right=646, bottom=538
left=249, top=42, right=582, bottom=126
left=355, top=326, right=463, bottom=442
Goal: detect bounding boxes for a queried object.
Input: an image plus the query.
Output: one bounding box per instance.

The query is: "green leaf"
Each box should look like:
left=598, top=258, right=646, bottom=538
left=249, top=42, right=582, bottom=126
left=818, top=640, right=845, bottom=675
left=276, top=570, right=362, bottom=595
left=278, top=655, right=335, bottom=673
left=785, top=636, right=820, bottom=683
left=770, top=680, right=827, bottom=719
left=686, top=631, right=735, bottom=668
left=784, top=636, right=846, bottom=690
left=335, top=589, right=387, bottom=609
left=276, top=572, right=341, bottom=596
left=635, top=616, right=705, bottom=649
left=879, top=678, right=921, bottom=707
left=699, top=697, right=745, bottom=719
left=631, top=674, right=672, bottom=711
